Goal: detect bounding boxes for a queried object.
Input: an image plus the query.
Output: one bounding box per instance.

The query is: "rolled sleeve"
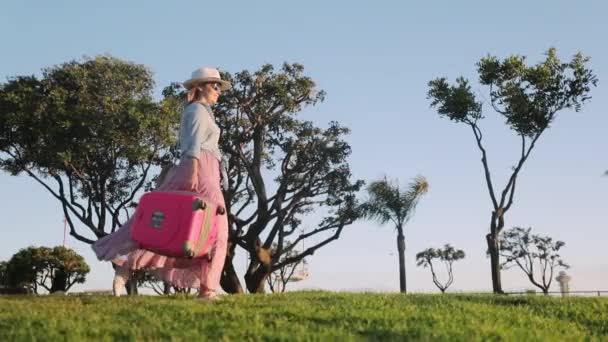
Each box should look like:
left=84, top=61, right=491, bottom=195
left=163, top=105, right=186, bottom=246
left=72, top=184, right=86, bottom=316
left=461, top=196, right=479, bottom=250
left=180, top=104, right=208, bottom=159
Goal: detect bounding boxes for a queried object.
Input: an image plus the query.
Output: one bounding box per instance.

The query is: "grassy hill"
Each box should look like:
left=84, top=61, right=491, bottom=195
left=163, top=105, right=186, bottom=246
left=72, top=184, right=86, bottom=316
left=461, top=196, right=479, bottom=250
left=1, top=291, right=606, bottom=341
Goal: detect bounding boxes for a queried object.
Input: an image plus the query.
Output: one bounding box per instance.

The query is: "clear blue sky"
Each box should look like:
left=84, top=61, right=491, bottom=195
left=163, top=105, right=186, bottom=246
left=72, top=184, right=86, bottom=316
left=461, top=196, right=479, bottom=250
left=1, top=1, right=606, bottom=293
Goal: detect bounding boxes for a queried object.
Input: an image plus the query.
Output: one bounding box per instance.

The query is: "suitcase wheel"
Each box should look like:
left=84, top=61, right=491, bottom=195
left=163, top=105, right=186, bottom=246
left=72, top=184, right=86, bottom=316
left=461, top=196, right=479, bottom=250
left=192, top=199, right=207, bottom=211
left=183, top=241, right=195, bottom=258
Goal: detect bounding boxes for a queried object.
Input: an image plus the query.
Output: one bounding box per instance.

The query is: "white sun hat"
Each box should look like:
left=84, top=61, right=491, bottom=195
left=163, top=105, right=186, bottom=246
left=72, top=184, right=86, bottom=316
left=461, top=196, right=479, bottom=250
left=183, top=66, right=231, bottom=90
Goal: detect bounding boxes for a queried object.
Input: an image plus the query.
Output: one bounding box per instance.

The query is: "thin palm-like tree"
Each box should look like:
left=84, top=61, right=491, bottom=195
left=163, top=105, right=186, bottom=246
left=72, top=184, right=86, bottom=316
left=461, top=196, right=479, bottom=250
left=361, top=176, right=429, bottom=293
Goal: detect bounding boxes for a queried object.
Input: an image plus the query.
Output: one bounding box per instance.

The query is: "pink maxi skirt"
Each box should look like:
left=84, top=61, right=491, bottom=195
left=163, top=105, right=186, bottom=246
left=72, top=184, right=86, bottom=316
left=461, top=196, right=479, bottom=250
left=92, top=152, right=228, bottom=291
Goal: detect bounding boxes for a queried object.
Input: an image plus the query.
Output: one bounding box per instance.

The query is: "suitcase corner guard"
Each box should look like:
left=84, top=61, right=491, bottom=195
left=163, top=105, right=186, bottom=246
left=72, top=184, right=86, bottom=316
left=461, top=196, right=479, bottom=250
left=183, top=241, right=196, bottom=258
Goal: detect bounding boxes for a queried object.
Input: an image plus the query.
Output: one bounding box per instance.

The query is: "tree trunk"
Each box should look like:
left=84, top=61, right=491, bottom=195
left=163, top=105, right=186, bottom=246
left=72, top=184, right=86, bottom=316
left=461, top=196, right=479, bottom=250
left=397, top=232, right=406, bottom=293
left=220, top=259, right=244, bottom=294
left=50, top=268, right=67, bottom=293
left=486, top=232, right=503, bottom=294
left=245, top=267, right=269, bottom=293
left=163, top=282, right=171, bottom=295
left=244, top=238, right=272, bottom=293
left=126, top=279, right=138, bottom=295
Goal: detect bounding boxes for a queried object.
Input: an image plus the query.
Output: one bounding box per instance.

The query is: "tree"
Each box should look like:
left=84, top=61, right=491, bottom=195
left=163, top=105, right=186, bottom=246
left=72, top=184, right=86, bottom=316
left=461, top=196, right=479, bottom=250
left=2, top=59, right=361, bottom=295
left=427, top=48, right=597, bottom=293
left=0, top=261, right=7, bottom=287
left=0, top=259, right=29, bottom=294
left=499, top=227, right=569, bottom=295
left=266, top=241, right=308, bottom=293
left=360, top=176, right=429, bottom=293
left=6, top=246, right=90, bottom=293
left=0, top=55, right=179, bottom=244
left=5, top=247, right=42, bottom=292
left=165, top=63, right=363, bottom=294
left=416, top=244, right=465, bottom=293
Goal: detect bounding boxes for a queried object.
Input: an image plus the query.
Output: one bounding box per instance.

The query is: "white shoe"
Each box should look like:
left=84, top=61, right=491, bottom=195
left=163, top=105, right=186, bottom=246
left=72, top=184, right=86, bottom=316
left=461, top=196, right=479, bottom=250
left=197, top=294, right=221, bottom=302
left=197, top=290, right=221, bottom=302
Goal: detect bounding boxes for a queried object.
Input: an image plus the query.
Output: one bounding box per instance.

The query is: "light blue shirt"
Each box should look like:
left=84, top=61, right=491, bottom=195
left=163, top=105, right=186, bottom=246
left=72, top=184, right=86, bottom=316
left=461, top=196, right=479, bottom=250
left=179, top=102, right=222, bottom=161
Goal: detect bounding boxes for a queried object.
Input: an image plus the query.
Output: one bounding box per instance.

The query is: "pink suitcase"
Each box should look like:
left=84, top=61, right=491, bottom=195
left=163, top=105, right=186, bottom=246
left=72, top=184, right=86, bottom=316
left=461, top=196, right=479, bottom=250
left=130, top=191, right=224, bottom=258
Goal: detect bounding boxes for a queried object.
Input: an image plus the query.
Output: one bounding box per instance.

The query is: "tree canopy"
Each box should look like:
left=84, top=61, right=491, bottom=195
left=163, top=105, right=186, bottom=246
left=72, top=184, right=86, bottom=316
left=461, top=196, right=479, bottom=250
left=416, top=244, right=465, bottom=293
left=6, top=246, right=90, bottom=293
left=0, top=56, right=180, bottom=243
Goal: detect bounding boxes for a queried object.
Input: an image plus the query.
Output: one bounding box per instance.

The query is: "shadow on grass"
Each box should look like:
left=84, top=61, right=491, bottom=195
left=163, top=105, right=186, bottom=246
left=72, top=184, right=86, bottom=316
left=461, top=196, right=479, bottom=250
left=448, top=294, right=608, bottom=335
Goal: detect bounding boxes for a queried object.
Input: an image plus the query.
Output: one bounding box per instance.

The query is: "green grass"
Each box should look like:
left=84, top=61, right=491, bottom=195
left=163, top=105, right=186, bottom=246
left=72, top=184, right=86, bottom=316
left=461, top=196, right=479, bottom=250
left=1, top=291, right=607, bottom=341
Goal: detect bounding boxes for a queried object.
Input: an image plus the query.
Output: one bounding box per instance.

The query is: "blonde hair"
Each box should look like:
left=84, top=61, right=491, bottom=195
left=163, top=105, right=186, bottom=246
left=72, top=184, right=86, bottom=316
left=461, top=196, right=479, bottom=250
left=186, top=84, right=205, bottom=103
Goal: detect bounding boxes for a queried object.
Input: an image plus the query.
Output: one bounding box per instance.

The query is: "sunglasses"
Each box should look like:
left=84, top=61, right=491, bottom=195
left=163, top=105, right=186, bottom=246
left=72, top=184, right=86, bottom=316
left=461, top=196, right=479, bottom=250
left=210, top=83, right=222, bottom=92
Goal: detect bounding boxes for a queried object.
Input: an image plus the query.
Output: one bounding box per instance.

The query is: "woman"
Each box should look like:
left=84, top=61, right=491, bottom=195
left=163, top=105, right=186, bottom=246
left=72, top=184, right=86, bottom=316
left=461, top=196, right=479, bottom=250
left=92, top=67, right=231, bottom=300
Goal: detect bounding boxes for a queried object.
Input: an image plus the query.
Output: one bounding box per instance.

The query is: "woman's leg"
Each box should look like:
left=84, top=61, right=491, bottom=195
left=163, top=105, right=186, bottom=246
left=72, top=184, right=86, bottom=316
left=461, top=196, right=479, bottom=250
left=112, top=264, right=131, bottom=297
left=198, top=215, right=229, bottom=299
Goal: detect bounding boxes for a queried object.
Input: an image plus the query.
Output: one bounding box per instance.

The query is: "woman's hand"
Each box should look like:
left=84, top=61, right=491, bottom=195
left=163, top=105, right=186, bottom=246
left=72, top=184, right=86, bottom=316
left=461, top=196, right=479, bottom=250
left=186, top=157, right=199, bottom=191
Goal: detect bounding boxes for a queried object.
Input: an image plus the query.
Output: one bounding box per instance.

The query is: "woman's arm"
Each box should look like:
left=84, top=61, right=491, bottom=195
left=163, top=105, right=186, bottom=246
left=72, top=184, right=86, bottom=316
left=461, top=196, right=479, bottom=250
left=180, top=104, right=211, bottom=190
left=181, top=105, right=206, bottom=160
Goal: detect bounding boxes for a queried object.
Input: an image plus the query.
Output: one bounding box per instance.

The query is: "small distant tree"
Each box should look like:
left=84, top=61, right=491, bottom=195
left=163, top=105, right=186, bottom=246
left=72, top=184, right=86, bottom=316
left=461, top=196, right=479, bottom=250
left=361, top=176, right=429, bottom=293
left=416, top=244, right=465, bottom=293
left=6, top=246, right=90, bottom=294
left=266, top=242, right=308, bottom=293
left=499, top=227, right=569, bottom=295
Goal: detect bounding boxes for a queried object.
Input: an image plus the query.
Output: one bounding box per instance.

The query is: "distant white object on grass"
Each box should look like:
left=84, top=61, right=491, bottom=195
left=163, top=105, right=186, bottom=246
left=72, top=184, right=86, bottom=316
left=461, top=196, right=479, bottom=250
left=288, top=260, right=310, bottom=282
left=555, top=271, right=572, bottom=297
